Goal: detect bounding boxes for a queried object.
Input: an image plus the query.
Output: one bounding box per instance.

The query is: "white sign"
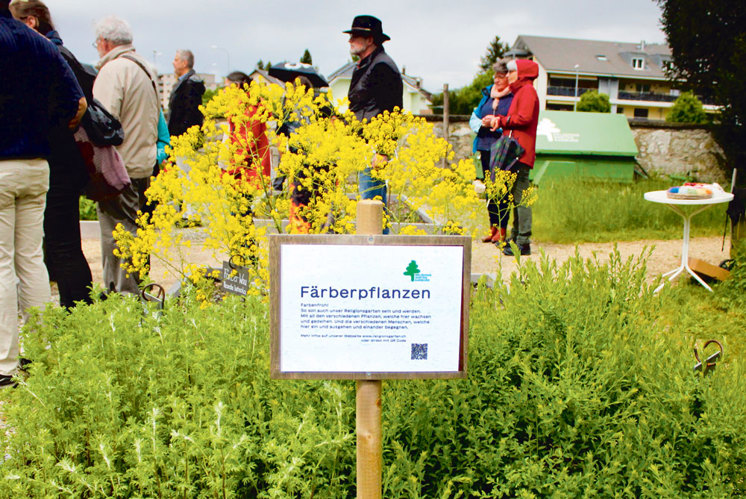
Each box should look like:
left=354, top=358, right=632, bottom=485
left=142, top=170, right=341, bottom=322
left=271, top=236, right=469, bottom=379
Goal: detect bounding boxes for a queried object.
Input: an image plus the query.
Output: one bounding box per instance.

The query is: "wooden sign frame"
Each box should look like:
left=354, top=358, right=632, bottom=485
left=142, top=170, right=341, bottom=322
left=269, top=234, right=470, bottom=380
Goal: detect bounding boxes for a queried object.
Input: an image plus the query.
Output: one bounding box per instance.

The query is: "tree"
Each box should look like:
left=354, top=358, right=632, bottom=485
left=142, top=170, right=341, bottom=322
left=300, top=49, right=312, bottom=65
left=255, top=60, right=272, bottom=71
left=657, top=0, right=746, bottom=171
left=666, top=92, right=708, bottom=124
left=431, top=35, right=510, bottom=115
left=576, top=90, right=611, bottom=113
left=479, top=35, right=510, bottom=72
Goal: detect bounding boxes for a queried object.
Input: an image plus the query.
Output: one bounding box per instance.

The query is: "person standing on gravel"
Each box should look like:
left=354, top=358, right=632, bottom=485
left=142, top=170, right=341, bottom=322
left=1, top=0, right=85, bottom=387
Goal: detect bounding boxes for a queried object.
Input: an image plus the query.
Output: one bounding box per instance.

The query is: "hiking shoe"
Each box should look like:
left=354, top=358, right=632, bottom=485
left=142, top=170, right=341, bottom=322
left=503, top=243, right=531, bottom=256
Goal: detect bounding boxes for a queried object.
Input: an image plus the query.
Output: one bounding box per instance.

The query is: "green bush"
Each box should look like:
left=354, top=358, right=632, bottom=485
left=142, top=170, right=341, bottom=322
left=2, top=253, right=744, bottom=496
left=667, top=91, right=708, bottom=124
left=79, top=197, right=97, bottom=221
left=576, top=90, right=611, bottom=113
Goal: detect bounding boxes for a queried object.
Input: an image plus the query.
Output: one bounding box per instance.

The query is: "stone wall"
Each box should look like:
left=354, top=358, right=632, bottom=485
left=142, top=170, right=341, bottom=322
left=628, top=121, right=727, bottom=182
left=423, top=115, right=728, bottom=183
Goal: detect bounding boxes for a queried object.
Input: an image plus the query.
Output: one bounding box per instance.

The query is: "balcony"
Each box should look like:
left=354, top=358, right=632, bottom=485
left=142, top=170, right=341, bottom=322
left=547, top=86, right=592, bottom=97
left=617, top=91, right=677, bottom=103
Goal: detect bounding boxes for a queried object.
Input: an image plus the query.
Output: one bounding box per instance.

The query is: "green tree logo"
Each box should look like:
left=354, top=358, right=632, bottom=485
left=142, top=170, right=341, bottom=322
left=403, top=260, right=421, bottom=281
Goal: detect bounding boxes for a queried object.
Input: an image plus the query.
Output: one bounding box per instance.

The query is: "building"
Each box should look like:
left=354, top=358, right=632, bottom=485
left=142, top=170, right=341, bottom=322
left=157, top=72, right=219, bottom=113
left=507, top=35, right=718, bottom=120
left=326, top=62, right=433, bottom=115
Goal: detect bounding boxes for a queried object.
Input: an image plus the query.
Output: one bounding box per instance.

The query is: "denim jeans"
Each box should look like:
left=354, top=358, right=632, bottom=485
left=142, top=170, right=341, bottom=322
left=358, top=167, right=389, bottom=234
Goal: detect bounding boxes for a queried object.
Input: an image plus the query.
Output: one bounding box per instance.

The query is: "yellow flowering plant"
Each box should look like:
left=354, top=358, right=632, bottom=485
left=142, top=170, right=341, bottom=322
left=113, top=79, right=536, bottom=301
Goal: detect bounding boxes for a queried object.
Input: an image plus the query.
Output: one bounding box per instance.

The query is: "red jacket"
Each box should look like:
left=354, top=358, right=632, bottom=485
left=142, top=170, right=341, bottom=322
left=227, top=91, right=271, bottom=186
left=498, top=59, right=540, bottom=167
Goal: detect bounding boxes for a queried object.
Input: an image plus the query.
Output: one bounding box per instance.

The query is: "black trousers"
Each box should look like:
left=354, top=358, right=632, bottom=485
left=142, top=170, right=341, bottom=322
left=480, top=151, right=510, bottom=229
left=44, top=176, right=93, bottom=309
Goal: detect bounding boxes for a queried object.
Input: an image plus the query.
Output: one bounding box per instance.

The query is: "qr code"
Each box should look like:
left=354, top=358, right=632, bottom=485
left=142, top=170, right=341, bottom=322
left=411, top=343, right=428, bottom=360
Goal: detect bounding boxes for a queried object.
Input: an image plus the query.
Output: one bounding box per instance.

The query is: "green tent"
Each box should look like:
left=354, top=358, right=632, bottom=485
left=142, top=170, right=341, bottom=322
left=531, top=110, right=638, bottom=184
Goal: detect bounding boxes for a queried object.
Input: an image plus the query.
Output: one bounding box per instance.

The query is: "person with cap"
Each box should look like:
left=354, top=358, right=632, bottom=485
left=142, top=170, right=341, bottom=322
left=489, top=59, right=540, bottom=256
left=344, top=15, right=403, bottom=229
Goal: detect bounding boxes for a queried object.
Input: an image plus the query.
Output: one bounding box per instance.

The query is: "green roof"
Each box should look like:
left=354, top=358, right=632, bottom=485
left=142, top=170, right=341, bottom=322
left=535, top=110, right=638, bottom=157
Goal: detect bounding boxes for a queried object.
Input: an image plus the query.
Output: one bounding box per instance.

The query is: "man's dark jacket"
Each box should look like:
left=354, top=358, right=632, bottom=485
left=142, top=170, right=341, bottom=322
left=167, top=69, right=205, bottom=137
left=348, top=46, right=403, bottom=122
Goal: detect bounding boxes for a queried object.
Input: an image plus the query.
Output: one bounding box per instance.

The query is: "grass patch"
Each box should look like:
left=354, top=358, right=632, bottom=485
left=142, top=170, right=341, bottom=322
left=532, top=177, right=729, bottom=243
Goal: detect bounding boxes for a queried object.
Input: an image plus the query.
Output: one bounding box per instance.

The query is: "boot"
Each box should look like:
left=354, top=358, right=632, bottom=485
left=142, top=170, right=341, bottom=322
left=481, top=226, right=498, bottom=243
left=490, top=227, right=507, bottom=243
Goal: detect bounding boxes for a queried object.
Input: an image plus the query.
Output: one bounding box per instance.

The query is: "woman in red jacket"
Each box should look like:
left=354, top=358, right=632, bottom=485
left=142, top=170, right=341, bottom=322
left=490, top=59, right=540, bottom=256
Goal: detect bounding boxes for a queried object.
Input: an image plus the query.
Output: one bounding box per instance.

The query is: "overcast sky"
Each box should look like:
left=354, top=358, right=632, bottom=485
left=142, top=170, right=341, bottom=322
left=41, top=0, right=667, bottom=92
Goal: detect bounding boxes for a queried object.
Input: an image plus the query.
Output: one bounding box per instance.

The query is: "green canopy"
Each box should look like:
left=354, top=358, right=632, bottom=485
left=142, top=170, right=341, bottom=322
left=531, top=110, right=638, bottom=184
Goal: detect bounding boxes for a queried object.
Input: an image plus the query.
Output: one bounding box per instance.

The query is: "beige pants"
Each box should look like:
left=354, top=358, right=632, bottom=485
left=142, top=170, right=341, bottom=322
left=0, top=158, right=51, bottom=376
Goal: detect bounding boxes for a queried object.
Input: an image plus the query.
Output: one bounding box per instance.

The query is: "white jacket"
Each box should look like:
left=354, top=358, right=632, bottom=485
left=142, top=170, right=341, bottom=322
left=94, top=45, right=159, bottom=179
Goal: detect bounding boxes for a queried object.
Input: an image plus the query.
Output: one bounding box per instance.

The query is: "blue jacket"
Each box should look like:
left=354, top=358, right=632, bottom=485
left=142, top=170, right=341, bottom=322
left=469, top=84, right=513, bottom=153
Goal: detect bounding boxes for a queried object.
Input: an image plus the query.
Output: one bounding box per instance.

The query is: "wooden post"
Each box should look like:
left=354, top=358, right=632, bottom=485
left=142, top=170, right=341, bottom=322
left=442, top=83, right=450, bottom=168
left=356, top=200, right=383, bottom=499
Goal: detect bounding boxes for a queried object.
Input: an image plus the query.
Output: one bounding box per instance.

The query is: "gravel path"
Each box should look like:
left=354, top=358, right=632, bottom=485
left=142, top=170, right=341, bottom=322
left=75, top=233, right=733, bottom=294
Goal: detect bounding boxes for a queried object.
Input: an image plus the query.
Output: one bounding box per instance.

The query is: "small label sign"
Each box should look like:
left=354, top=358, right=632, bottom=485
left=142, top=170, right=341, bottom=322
left=221, top=261, right=249, bottom=296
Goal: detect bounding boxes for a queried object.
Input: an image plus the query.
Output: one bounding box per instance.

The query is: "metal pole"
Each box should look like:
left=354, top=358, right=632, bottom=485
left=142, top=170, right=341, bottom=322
left=574, top=64, right=579, bottom=111
left=442, top=83, right=450, bottom=167
left=355, top=199, right=384, bottom=499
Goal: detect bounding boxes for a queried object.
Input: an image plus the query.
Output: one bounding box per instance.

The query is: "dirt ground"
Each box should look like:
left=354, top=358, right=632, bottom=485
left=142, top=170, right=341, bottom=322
left=75, top=232, right=734, bottom=295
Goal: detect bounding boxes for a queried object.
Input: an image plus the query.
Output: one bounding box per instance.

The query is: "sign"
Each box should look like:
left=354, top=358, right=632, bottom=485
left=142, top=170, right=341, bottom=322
left=221, top=260, right=249, bottom=296
left=270, top=234, right=470, bottom=379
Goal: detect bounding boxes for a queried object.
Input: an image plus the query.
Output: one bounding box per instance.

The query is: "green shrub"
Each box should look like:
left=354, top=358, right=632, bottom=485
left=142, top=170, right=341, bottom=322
left=576, top=90, right=611, bottom=113
left=667, top=91, right=708, bottom=124
left=79, top=197, right=97, bottom=221
left=2, top=253, right=744, bottom=496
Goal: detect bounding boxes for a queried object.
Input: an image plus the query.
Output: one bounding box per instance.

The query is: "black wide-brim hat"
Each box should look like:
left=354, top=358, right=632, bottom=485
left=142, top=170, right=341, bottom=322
left=343, top=15, right=390, bottom=42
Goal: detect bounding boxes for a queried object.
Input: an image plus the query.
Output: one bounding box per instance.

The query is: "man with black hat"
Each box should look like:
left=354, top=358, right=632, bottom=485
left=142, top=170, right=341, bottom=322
left=344, top=15, right=402, bottom=223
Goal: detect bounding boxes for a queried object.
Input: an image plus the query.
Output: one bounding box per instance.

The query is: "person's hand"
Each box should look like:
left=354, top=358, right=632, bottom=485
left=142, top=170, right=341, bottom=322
left=489, top=116, right=502, bottom=132
left=481, top=115, right=494, bottom=127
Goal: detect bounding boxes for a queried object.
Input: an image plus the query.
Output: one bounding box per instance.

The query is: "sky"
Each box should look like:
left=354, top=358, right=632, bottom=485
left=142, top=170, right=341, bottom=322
left=41, top=0, right=667, bottom=92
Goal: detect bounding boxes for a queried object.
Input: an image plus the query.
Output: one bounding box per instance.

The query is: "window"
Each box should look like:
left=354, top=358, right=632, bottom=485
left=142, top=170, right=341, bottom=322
left=596, top=55, right=608, bottom=61
left=617, top=107, right=625, bottom=114
left=636, top=83, right=650, bottom=93
left=632, top=58, right=645, bottom=70
left=633, top=108, right=649, bottom=119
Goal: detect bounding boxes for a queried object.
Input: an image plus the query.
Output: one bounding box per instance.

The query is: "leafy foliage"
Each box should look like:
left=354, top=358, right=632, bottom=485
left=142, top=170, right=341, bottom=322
left=300, top=49, right=312, bottom=65
left=479, top=35, right=510, bottom=73
left=576, top=90, right=611, bottom=113
left=657, top=0, right=746, bottom=172
left=3, top=252, right=745, bottom=496
left=431, top=35, right=509, bottom=115
left=667, top=91, right=708, bottom=124
left=255, top=59, right=272, bottom=71
left=201, top=86, right=221, bottom=106
left=431, top=71, right=493, bottom=116
left=113, top=80, right=520, bottom=302
left=78, top=197, right=97, bottom=221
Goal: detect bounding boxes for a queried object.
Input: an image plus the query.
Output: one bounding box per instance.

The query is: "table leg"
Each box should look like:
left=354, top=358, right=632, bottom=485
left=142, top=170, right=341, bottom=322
left=655, top=204, right=712, bottom=293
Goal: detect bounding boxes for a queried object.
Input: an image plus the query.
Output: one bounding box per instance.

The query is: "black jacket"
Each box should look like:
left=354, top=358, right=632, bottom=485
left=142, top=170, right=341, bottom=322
left=167, top=69, right=205, bottom=137
left=348, top=46, right=403, bottom=122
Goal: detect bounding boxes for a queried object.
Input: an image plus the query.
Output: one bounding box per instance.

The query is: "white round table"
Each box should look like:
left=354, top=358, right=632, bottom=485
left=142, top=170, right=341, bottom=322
left=644, top=189, right=734, bottom=292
